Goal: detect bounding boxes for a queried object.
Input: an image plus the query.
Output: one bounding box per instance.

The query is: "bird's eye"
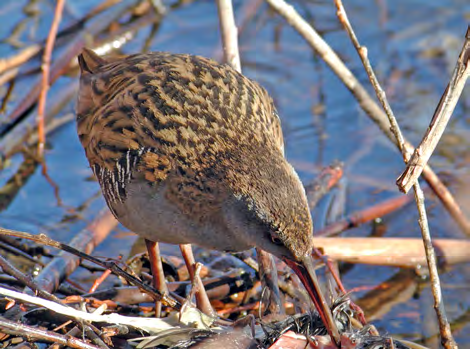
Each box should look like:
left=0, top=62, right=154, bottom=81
left=270, top=235, right=283, bottom=246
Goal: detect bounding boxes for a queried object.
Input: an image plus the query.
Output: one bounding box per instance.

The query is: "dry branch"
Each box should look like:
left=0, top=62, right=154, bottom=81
left=0, top=82, right=77, bottom=159
left=0, top=254, right=61, bottom=303
left=0, top=316, right=100, bottom=349
left=312, top=237, right=470, bottom=268
left=305, top=163, right=343, bottom=210
left=317, top=192, right=414, bottom=237
left=37, top=0, right=65, bottom=157
left=217, top=0, right=241, bottom=72
left=0, top=45, right=40, bottom=75
left=333, top=1, right=457, bottom=347
left=1, top=0, right=138, bottom=149
left=31, top=209, right=117, bottom=294
left=0, top=225, right=181, bottom=310
left=265, top=0, right=470, bottom=235
left=397, top=27, right=470, bottom=193
left=355, top=269, right=418, bottom=322
left=0, top=286, right=213, bottom=335
left=87, top=270, right=253, bottom=305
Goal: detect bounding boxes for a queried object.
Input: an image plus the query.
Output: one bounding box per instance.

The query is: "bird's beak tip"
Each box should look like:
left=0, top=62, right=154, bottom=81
left=284, top=254, right=342, bottom=346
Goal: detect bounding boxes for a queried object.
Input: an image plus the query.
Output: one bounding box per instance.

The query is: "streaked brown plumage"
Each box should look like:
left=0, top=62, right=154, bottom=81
left=76, top=48, right=340, bottom=343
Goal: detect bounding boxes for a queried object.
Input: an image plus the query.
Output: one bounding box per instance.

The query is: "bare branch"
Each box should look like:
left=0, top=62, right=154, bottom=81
left=216, top=0, right=241, bottom=72
left=333, top=1, right=457, bottom=347
left=37, top=0, right=65, bottom=157
left=397, top=27, right=470, bottom=193
left=265, top=0, right=470, bottom=235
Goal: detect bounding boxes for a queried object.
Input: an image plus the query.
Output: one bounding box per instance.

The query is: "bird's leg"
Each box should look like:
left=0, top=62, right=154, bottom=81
left=179, top=244, right=216, bottom=317
left=145, top=239, right=168, bottom=317
left=256, top=248, right=285, bottom=317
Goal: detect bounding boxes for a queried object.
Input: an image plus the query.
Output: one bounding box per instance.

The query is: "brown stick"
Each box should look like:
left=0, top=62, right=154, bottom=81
left=304, top=163, right=343, bottom=210
left=0, top=225, right=181, bottom=310
left=0, top=1, right=124, bottom=82
left=397, top=27, right=470, bottom=193
left=317, top=193, right=414, bottom=237
left=0, top=154, right=38, bottom=212
left=333, top=1, right=457, bottom=347
left=0, top=68, right=19, bottom=88
left=355, top=269, right=417, bottom=322
left=37, top=0, right=65, bottom=157
left=2, top=0, right=138, bottom=141
left=86, top=270, right=253, bottom=305
left=0, top=316, right=100, bottom=349
left=0, top=45, right=41, bottom=75
left=1, top=79, right=78, bottom=158
left=265, top=0, right=470, bottom=236
left=0, top=254, right=61, bottom=304
left=31, top=209, right=117, bottom=294
left=312, top=237, right=470, bottom=268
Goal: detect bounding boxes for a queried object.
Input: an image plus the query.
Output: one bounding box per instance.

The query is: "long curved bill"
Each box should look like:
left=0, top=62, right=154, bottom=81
left=284, top=256, right=341, bottom=346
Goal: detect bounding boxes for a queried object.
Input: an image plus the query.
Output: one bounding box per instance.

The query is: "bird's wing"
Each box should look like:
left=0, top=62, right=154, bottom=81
left=77, top=50, right=285, bottom=176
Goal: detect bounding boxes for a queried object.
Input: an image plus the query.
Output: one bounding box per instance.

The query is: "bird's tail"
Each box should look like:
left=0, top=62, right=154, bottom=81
left=78, top=48, right=107, bottom=74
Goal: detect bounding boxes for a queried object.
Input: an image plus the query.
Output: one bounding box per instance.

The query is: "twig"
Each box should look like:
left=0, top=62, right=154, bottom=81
left=0, top=154, right=38, bottom=211
left=0, top=316, right=100, bottom=349
left=265, top=0, right=470, bottom=235
left=304, top=163, right=343, bottom=210
left=2, top=0, right=139, bottom=141
left=31, top=209, right=116, bottom=294
left=37, top=0, right=65, bottom=157
left=0, top=225, right=181, bottom=310
left=397, top=27, right=470, bottom=193
left=0, top=254, right=61, bottom=303
left=0, top=68, right=19, bottom=88
left=1, top=79, right=78, bottom=159
left=86, top=270, right=253, bottom=304
left=317, top=192, right=414, bottom=237
left=0, top=78, right=15, bottom=114
left=0, top=286, right=199, bottom=334
left=1, top=35, right=82, bottom=138
left=333, top=1, right=457, bottom=348
left=1, top=10, right=158, bottom=160
left=216, top=0, right=241, bottom=72
left=0, top=241, right=44, bottom=266
left=0, top=44, right=41, bottom=75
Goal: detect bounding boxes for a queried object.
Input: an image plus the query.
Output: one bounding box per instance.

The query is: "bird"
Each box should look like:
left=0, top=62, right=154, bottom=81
left=76, top=48, right=340, bottom=344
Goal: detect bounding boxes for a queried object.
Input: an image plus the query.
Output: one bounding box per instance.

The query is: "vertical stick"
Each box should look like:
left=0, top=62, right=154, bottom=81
left=216, top=0, right=241, bottom=72
left=37, top=0, right=65, bottom=157
left=333, top=1, right=457, bottom=347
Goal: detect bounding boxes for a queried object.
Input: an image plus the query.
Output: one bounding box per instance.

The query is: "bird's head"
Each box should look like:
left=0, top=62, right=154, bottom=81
left=222, top=143, right=314, bottom=262
left=222, top=144, right=340, bottom=344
